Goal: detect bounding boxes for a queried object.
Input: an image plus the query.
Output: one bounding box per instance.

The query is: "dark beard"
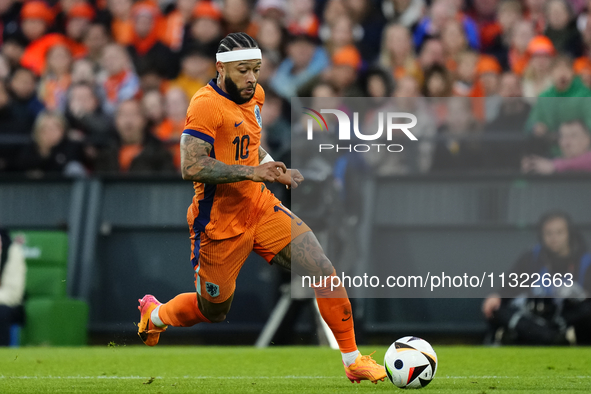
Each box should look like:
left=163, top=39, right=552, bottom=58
left=224, top=75, right=256, bottom=104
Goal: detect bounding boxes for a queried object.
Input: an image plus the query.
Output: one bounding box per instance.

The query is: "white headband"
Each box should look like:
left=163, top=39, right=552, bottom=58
left=216, top=49, right=262, bottom=63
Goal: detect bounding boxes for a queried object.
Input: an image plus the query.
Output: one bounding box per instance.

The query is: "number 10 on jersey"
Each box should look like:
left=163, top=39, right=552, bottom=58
left=233, top=135, right=250, bottom=160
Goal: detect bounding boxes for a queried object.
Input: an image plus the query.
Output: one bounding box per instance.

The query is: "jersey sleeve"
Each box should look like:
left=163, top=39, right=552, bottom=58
left=183, top=96, right=222, bottom=145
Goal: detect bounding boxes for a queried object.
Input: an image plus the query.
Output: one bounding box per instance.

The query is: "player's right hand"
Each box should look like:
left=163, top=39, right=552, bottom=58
left=252, top=161, right=287, bottom=183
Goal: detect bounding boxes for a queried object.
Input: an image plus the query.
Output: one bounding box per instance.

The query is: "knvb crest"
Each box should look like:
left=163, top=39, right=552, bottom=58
left=254, top=105, right=262, bottom=127
left=205, top=282, right=220, bottom=298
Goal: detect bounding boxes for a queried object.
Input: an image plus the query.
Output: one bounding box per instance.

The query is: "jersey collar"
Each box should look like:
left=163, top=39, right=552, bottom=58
left=208, top=78, right=255, bottom=105
left=209, top=79, right=232, bottom=100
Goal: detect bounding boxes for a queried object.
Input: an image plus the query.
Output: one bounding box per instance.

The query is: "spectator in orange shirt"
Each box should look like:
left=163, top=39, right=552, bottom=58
left=20, top=1, right=54, bottom=45
left=327, top=45, right=364, bottom=97
left=476, top=55, right=502, bottom=96
left=95, top=99, right=175, bottom=174
left=574, top=56, right=591, bottom=88
left=452, top=50, right=479, bottom=96
left=19, top=2, right=87, bottom=77
left=108, top=0, right=134, bottom=46
left=99, top=43, right=140, bottom=115
left=38, top=44, right=72, bottom=112
left=161, top=0, right=198, bottom=52
left=473, top=55, right=503, bottom=121
left=169, top=45, right=213, bottom=101
left=486, top=0, right=523, bottom=71
left=128, top=1, right=179, bottom=79
left=508, top=20, right=535, bottom=76
left=65, top=2, right=95, bottom=45
left=287, top=0, right=319, bottom=37
left=183, top=0, right=223, bottom=57
left=470, top=0, right=502, bottom=51
left=155, top=87, right=188, bottom=170
left=379, top=23, right=421, bottom=83
left=52, top=0, right=85, bottom=33
left=522, top=35, right=555, bottom=97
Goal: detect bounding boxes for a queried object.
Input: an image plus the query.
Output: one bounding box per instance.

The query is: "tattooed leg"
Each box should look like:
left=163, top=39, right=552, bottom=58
left=271, top=232, right=334, bottom=277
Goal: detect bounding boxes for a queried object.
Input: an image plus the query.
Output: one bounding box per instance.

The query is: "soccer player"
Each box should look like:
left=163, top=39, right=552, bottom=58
left=137, top=32, right=386, bottom=384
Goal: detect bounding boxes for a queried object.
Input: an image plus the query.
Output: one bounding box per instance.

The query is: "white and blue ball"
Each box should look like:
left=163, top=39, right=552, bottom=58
left=384, top=336, right=437, bottom=389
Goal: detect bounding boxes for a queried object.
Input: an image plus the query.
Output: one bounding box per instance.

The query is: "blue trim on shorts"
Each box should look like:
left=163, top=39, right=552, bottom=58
left=193, top=147, right=216, bottom=232
left=191, top=227, right=202, bottom=269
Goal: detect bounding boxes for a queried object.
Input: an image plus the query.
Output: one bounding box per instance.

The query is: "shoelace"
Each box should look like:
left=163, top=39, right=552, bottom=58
left=360, top=351, right=379, bottom=365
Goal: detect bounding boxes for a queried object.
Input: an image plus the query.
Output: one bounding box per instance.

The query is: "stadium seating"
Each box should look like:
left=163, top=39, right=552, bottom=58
left=11, top=231, right=89, bottom=346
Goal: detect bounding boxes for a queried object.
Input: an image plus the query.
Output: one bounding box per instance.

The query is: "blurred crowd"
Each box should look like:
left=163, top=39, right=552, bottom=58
left=1, top=0, right=591, bottom=177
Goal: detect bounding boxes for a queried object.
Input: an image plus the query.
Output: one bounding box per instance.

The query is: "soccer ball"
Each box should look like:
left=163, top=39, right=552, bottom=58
left=384, top=336, right=437, bottom=389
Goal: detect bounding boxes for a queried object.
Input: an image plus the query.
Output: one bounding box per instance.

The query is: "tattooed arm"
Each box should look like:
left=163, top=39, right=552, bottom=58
left=181, top=134, right=286, bottom=184
left=258, top=145, right=306, bottom=189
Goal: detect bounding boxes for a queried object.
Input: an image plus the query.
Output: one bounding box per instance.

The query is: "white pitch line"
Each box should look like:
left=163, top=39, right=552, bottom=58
left=1, top=375, right=590, bottom=380
left=443, top=376, right=591, bottom=379
left=0, top=376, right=332, bottom=380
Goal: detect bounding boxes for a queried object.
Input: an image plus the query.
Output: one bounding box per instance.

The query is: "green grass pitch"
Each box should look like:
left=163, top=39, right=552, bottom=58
left=1, top=346, right=590, bottom=393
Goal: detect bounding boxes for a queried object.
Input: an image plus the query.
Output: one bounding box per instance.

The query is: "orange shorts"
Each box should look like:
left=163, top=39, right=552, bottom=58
left=189, top=190, right=311, bottom=303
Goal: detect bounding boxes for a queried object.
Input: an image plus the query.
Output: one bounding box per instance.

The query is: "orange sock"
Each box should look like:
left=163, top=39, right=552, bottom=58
left=158, top=293, right=210, bottom=327
left=314, top=270, right=358, bottom=353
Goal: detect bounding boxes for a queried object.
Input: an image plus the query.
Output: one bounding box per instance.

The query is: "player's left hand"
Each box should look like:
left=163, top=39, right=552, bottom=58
left=277, top=169, right=304, bottom=189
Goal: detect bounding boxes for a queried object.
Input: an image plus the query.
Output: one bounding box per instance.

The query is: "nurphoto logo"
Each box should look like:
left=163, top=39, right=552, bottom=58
left=302, top=107, right=418, bottom=153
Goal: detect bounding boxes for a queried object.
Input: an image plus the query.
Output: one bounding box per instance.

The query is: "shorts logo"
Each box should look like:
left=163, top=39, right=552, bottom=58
left=254, top=105, right=262, bottom=127
left=205, top=282, right=220, bottom=298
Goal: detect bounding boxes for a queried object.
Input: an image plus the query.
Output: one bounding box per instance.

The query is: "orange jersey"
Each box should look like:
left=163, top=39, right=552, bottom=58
left=183, top=79, right=266, bottom=240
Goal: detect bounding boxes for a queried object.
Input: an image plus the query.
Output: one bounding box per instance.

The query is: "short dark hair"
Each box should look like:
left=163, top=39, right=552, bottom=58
left=217, top=32, right=258, bottom=54
left=537, top=210, right=573, bottom=239
left=181, top=44, right=210, bottom=60
left=362, top=66, right=395, bottom=97
left=10, top=66, right=36, bottom=81
left=68, top=81, right=99, bottom=101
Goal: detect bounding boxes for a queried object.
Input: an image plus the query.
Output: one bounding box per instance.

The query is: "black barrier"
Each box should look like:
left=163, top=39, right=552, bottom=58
left=2, top=175, right=591, bottom=338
